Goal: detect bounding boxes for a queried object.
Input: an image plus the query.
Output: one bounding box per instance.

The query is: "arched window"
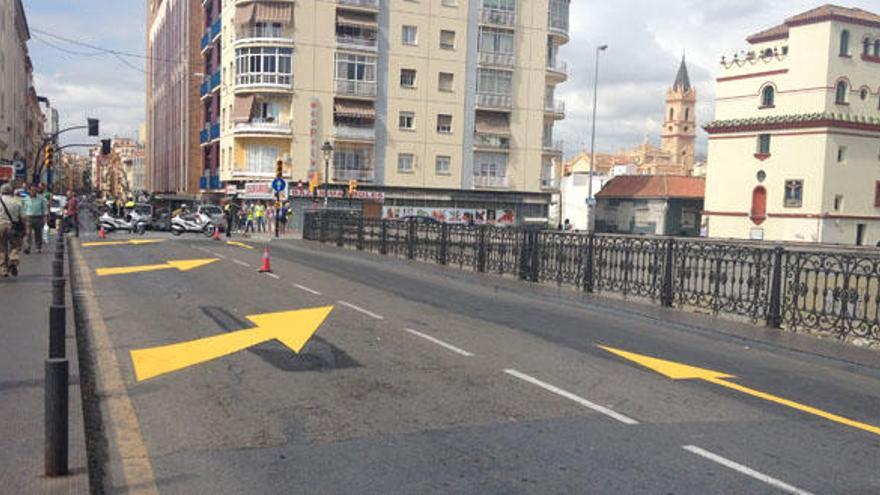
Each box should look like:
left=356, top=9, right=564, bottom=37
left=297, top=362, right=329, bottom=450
left=761, top=86, right=775, bottom=107
left=669, top=108, right=674, bottom=121
left=840, top=30, right=850, bottom=56
left=874, top=40, right=880, bottom=57
left=836, top=81, right=848, bottom=104
left=685, top=107, right=690, bottom=121
left=751, top=187, right=767, bottom=225
left=864, top=38, right=871, bottom=56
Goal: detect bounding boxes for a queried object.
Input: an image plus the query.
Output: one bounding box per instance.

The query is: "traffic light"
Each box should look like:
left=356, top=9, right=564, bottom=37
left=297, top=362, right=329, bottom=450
left=275, top=160, right=283, bottom=178
left=87, top=118, right=99, bottom=137
left=101, top=139, right=111, bottom=155
left=44, top=144, right=54, bottom=169
left=348, top=179, right=357, bottom=196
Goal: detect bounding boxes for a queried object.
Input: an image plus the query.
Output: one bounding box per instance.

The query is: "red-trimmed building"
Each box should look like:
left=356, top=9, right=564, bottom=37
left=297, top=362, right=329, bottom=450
left=704, top=5, right=880, bottom=244
left=595, top=175, right=704, bottom=236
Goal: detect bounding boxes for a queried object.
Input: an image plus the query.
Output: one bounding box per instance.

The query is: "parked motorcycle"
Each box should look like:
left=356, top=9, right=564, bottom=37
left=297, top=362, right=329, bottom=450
left=98, top=211, right=149, bottom=235
left=170, top=212, right=216, bottom=237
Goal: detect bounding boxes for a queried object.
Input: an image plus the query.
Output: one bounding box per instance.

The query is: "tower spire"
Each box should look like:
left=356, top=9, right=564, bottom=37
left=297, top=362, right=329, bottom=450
left=673, top=53, right=691, bottom=93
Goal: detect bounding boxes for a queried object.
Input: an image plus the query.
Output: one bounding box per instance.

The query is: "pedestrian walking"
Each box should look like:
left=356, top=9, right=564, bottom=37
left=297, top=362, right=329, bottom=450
left=224, top=201, right=235, bottom=238
left=22, top=185, right=48, bottom=254
left=64, top=190, right=79, bottom=237
left=245, top=206, right=255, bottom=237
left=255, top=202, right=266, bottom=233
left=0, top=183, right=24, bottom=277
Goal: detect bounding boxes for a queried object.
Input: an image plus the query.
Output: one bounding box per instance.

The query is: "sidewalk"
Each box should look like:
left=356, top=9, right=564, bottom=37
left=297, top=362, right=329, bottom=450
left=0, top=239, right=90, bottom=494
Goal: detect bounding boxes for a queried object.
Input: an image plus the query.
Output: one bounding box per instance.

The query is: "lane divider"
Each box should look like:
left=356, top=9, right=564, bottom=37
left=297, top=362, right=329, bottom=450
left=403, top=328, right=474, bottom=357
left=232, top=259, right=250, bottom=268
left=265, top=272, right=281, bottom=280
left=503, top=369, right=639, bottom=425
left=682, top=445, right=813, bottom=495
left=293, top=283, right=321, bottom=296
left=337, top=300, right=384, bottom=320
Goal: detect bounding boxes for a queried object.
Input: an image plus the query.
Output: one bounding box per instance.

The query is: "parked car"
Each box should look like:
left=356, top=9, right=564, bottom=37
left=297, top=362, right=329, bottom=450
left=49, top=195, right=67, bottom=229
left=196, top=204, right=225, bottom=231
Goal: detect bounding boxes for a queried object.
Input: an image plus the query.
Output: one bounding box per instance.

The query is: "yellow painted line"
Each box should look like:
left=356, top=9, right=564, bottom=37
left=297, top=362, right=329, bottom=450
left=130, top=306, right=333, bottom=381
left=600, top=345, right=880, bottom=437
left=71, top=241, right=159, bottom=494
left=82, top=239, right=165, bottom=247
left=226, top=241, right=254, bottom=249
left=96, top=258, right=218, bottom=276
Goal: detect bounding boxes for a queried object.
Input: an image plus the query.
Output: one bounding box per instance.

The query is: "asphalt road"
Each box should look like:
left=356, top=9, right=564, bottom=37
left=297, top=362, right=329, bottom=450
left=73, top=233, right=880, bottom=494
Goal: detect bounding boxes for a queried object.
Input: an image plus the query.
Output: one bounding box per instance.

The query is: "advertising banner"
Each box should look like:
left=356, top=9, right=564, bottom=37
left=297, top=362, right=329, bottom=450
left=382, top=207, right=516, bottom=226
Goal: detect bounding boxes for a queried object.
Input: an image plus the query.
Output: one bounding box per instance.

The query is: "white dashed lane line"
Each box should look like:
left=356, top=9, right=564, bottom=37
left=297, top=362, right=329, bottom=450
left=232, top=259, right=250, bottom=268
left=403, top=328, right=474, bottom=357
left=265, top=272, right=281, bottom=279
left=503, top=369, right=639, bottom=425
left=682, top=445, right=813, bottom=495
left=209, top=252, right=226, bottom=259
left=293, top=283, right=321, bottom=295
left=337, top=300, right=384, bottom=320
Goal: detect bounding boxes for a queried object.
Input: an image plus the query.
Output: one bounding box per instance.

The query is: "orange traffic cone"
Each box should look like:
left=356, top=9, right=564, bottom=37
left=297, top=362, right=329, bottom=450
left=258, top=247, right=272, bottom=273
left=213, top=226, right=221, bottom=241
left=98, top=226, right=107, bottom=239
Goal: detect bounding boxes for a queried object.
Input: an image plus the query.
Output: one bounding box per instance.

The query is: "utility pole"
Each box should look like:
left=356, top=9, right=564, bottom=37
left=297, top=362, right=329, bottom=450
left=587, top=45, right=608, bottom=232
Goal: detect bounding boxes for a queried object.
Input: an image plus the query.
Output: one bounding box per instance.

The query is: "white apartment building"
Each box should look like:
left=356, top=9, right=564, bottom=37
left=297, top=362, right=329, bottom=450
left=704, top=5, right=880, bottom=245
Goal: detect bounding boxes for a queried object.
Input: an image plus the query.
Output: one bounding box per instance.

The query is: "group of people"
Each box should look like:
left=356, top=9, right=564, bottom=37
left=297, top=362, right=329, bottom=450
left=224, top=200, right=294, bottom=237
left=0, top=183, right=78, bottom=278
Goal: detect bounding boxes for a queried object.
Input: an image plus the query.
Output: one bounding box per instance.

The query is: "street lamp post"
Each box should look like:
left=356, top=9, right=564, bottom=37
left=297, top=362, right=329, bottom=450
left=321, top=141, right=333, bottom=208
left=587, top=45, right=608, bottom=232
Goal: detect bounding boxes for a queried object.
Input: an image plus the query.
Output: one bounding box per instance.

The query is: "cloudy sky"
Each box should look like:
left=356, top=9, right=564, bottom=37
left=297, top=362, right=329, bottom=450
left=25, top=0, right=879, bottom=157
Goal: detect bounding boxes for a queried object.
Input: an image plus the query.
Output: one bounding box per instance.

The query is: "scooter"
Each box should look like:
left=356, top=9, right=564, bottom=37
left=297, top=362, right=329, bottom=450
left=98, top=211, right=148, bottom=235
left=170, top=212, right=216, bottom=237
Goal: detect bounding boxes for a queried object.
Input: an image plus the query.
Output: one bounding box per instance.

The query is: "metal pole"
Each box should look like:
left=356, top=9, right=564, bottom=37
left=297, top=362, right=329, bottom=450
left=323, top=158, right=329, bottom=208
left=587, top=45, right=607, bottom=232
left=275, top=192, right=280, bottom=238
left=44, top=358, right=69, bottom=476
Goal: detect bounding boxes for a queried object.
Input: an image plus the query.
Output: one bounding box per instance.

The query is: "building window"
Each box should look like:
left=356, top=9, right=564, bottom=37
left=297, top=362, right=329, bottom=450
left=685, top=107, right=690, bottom=121
left=833, top=194, right=844, bottom=211
left=400, top=68, right=416, bottom=88
left=874, top=181, right=880, bottom=206
left=835, top=81, right=848, bottom=104
left=864, top=37, right=871, bottom=56
left=437, top=114, right=452, bottom=134
left=399, top=111, right=415, bottom=130
left=335, top=53, right=377, bottom=82
left=435, top=155, right=451, bottom=175
left=837, top=146, right=846, bottom=163
left=398, top=153, right=414, bottom=172
left=761, top=86, right=775, bottom=107
left=245, top=145, right=280, bottom=174
left=477, top=68, right=513, bottom=95
left=235, top=47, right=293, bottom=86
left=784, top=180, right=803, bottom=208
left=875, top=40, right=880, bottom=57
left=402, top=25, right=418, bottom=45
left=751, top=186, right=767, bottom=225
left=757, top=134, right=771, bottom=155
left=478, top=27, right=514, bottom=55
left=861, top=88, right=869, bottom=100
left=438, top=72, right=454, bottom=92
left=440, top=30, right=455, bottom=50
left=840, top=29, right=850, bottom=56
left=669, top=108, right=674, bottom=121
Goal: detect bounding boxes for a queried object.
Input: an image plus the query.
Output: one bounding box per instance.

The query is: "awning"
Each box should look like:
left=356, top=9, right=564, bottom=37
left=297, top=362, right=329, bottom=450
left=336, top=10, right=378, bottom=28
left=475, top=112, right=510, bottom=135
left=234, top=3, right=256, bottom=25
left=232, top=95, right=255, bottom=123
left=253, top=2, right=293, bottom=23
left=334, top=99, right=375, bottom=119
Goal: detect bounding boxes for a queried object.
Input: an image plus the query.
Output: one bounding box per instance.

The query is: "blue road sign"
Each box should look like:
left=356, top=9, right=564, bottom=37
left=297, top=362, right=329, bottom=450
left=272, top=177, right=287, bottom=193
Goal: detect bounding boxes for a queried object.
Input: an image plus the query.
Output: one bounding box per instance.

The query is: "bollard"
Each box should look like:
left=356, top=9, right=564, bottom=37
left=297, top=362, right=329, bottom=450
left=52, top=258, right=64, bottom=278
left=44, top=358, right=69, bottom=476
left=52, top=277, right=65, bottom=306
left=49, top=305, right=66, bottom=359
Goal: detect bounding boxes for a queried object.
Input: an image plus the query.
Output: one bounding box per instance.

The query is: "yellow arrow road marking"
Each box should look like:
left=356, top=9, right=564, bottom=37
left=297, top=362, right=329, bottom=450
left=130, top=306, right=333, bottom=381
left=83, top=239, right=165, bottom=247
left=96, top=258, right=218, bottom=276
left=600, top=345, right=880, bottom=437
left=226, top=241, right=254, bottom=249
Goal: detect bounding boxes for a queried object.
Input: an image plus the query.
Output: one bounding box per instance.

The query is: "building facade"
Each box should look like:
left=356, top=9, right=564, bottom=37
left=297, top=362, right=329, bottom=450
left=0, top=0, right=36, bottom=180
left=145, top=0, right=204, bottom=197
left=704, top=5, right=880, bottom=245
left=594, top=175, right=704, bottom=236
left=210, top=0, right=570, bottom=224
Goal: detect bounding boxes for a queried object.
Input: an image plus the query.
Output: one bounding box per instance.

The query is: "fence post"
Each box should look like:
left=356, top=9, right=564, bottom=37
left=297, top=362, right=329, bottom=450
left=529, top=231, right=541, bottom=282
left=406, top=222, right=416, bottom=259
left=766, top=246, right=784, bottom=328
left=518, top=230, right=530, bottom=280
left=335, top=216, right=344, bottom=247
left=584, top=233, right=595, bottom=293
left=380, top=220, right=388, bottom=255
left=477, top=226, right=487, bottom=273
left=319, top=213, right=328, bottom=243
left=439, top=224, right=448, bottom=265
left=660, top=239, right=675, bottom=307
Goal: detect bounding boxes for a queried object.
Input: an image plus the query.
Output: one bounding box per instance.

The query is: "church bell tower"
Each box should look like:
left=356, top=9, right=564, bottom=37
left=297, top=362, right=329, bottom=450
left=661, top=55, right=697, bottom=174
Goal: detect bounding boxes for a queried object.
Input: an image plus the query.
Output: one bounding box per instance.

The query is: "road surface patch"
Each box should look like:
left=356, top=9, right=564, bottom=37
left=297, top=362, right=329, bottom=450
left=600, top=345, right=880, bottom=436
left=504, top=369, right=639, bottom=425
left=403, top=328, right=474, bottom=357
left=683, top=445, right=814, bottom=495
left=227, top=241, right=254, bottom=249
left=338, top=300, right=384, bottom=320
left=95, top=258, right=218, bottom=276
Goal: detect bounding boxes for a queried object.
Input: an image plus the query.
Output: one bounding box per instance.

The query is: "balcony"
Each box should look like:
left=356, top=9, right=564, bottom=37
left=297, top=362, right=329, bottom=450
left=476, top=93, right=513, bottom=110
left=199, top=175, right=222, bottom=190
left=335, top=79, right=377, bottom=98
left=210, top=17, right=222, bottom=41
left=548, top=16, right=570, bottom=42
left=336, top=34, right=378, bottom=52
left=233, top=119, right=293, bottom=136
left=545, top=99, right=565, bottom=119
left=200, top=32, right=210, bottom=52
left=474, top=133, right=510, bottom=150
left=543, top=139, right=564, bottom=154
left=210, top=122, right=220, bottom=140
left=540, top=177, right=559, bottom=190
left=547, top=59, right=568, bottom=80
left=333, top=125, right=375, bottom=141
left=200, top=80, right=210, bottom=98
left=235, top=73, right=293, bottom=92
left=210, top=69, right=221, bottom=92
left=199, top=128, right=209, bottom=144
left=337, top=0, right=379, bottom=9
left=235, top=27, right=294, bottom=47
left=474, top=175, right=509, bottom=189
left=480, top=8, right=516, bottom=27
left=478, top=51, right=515, bottom=67
left=332, top=168, right=375, bottom=182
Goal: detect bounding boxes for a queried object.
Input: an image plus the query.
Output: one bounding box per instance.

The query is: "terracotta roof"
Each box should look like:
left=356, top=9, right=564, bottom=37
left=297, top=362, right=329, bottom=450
left=704, top=112, right=880, bottom=133
left=596, top=175, right=705, bottom=200
left=747, top=4, right=880, bottom=43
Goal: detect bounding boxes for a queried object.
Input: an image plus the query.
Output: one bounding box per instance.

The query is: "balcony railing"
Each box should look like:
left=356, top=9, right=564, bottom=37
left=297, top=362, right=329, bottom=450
left=236, top=27, right=294, bottom=44
left=210, top=70, right=221, bottom=91
left=540, top=177, right=559, bottom=190
left=234, top=120, right=293, bottom=135
left=547, top=59, right=568, bottom=77
left=474, top=133, right=510, bottom=150
left=199, top=128, right=209, bottom=144
left=548, top=16, right=569, bottom=37
left=336, top=35, right=378, bottom=51
left=545, top=99, right=565, bottom=116
left=337, top=0, right=379, bottom=8
left=200, top=80, right=210, bottom=98
left=335, top=79, right=377, bottom=97
left=210, top=123, right=220, bottom=140
left=200, top=32, right=210, bottom=52
left=473, top=175, right=509, bottom=188
left=543, top=139, right=564, bottom=153
left=210, top=17, right=221, bottom=41
left=333, top=125, right=376, bottom=141
left=333, top=168, right=375, bottom=182
left=478, top=51, right=515, bottom=67
left=476, top=93, right=513, bottom=110
left=480, top=8, right=516, bottom=27
left=235, top=73, right=293, bottom=89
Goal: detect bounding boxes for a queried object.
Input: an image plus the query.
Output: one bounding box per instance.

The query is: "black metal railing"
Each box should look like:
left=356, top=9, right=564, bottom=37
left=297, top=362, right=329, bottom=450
left=303, top=212, right=880, bottom=343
